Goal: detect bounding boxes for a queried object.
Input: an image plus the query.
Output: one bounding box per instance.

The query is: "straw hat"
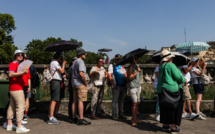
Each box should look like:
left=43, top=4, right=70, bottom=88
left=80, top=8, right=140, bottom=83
left=160, top=49, right=175, bottom=62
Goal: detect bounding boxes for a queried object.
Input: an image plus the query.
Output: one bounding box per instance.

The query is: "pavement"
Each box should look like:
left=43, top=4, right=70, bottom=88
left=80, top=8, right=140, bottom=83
left=0, top=113, right=215, bottom=134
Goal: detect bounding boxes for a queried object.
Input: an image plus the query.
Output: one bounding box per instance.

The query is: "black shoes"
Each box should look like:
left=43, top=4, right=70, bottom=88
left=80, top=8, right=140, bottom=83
left=77, top=119, right=91, bottom=125
left=161, top=126, right=170, bottom=131
left=118, top=115, right=127, bottom=120
left=170, top=128, right=180, bottom=134
left=69, top=117, right=78, bottom=124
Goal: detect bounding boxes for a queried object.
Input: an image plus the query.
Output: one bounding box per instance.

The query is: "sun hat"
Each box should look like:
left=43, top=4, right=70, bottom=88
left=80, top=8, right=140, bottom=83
left=77, top=48, right=87, bottom=56
left=160, top=49, right=175, bottom=62
left=191, top=57, right=199, bottom=62
left=14, top=49, right=24, bottom=55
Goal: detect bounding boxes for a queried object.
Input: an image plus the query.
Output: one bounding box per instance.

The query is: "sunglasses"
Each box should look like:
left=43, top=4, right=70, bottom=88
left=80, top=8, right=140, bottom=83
left=16, top=54, right=23, bottom=57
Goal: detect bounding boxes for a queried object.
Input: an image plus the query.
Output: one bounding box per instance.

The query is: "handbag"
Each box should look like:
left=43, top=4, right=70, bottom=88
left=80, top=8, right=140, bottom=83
left=200, top=74, right=210, bottom=85
left=43, top=66, right=57, bottom=83
left=159, top=64, right=181, bottom=109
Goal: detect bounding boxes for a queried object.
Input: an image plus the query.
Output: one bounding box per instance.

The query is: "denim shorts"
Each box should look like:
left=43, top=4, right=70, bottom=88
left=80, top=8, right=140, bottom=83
left=193, top=84, right=204, bottom=94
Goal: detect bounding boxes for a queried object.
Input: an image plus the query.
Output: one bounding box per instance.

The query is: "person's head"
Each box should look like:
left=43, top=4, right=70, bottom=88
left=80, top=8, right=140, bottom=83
left=24, top=54, right=29, bottom=61
left=160, top=49, right=175, bottom=63
left=14, top=49, right=24, bottom=62
left=130, top=56, right=139, bottom=65
left=114, top=54, right=121, bottom=64
left=191, top=57, right=199, bottom=67
left=97, top=57, right=104, bottom=67
left=54, top=52, right=61, bottom=62
left=69, top=57, right=77, bottom=67
left=77, top=48, right=87, bottom=59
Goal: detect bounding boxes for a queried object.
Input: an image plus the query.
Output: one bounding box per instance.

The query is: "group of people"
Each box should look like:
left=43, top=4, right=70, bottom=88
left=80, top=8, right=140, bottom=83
left=4, top=48, right=208, bottom=134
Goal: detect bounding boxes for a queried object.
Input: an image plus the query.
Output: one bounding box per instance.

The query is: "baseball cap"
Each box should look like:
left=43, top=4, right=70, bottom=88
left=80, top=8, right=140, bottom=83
left=14, top=50, right=24, bottom=55
left=191, top=57, right=199, bottom=62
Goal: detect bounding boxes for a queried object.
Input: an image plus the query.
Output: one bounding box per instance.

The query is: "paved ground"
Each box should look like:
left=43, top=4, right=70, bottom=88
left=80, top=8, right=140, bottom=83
left=0, top=113, right=215, bottom=134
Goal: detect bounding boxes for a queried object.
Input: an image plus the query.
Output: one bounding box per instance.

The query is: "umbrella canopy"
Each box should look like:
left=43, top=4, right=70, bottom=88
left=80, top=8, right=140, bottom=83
left=117, top=48, right=149, bottom=65
left=98, top=48, right=113, bottom=52
left=45, top=40, right=81, bottom=52
left=176, top=42, right=210, bottom=53
left=151, top=52, right=190, bottom=66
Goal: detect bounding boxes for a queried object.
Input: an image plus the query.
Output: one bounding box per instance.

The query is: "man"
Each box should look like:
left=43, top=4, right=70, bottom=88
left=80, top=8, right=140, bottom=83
left=179, top=51, right=199, bottom=120
left=71, top=48, right=91, bottom=125
left=108, top=54, right=127, bottom=120
left=68, top=57, right=77, bottom=121
left=47, top=53, right=66, bottom=124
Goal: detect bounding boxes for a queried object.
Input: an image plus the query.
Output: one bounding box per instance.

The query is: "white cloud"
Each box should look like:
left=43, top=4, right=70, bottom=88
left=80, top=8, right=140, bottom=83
left=83, top=41, right=100, bottom=47
left=105, top=37, right=128, bottom=46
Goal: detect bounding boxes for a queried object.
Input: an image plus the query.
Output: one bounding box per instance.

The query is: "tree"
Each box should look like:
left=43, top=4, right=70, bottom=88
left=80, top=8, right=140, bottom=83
left=0, top=13, right=18, bottom=64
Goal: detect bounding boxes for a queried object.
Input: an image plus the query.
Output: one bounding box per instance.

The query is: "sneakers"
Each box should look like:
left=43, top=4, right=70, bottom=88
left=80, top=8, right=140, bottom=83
left=21, top=120, right=28, bottom=125
left=5, top=123, right=17, bottom=131
left=23, top=115, right=28, bottom=121
left=16, top=125, right=30, bottom=133
left=170, top=128, right=180, bottom=134
left=200, top=112, right=206, bottom=117
left=112, top=115, right=118, bottom=120
left=47, top=117, right=60, bottom=124
left=155, top=113, right=160, bottom=121
left=77, top=119, right=91, bottom=125
left=190, top=113, right=199, bottom=120
left=198, top=115, right=206, bottom=120
left=182, top=112, right=188, bottom=118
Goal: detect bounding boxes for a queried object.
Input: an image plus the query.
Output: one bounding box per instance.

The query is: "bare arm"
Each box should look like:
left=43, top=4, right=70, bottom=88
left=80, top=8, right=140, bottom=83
left=9, top=69, right=28, bottom=78
left=183, top=64, right=193, bottom=74
left=128, top=65, right=140, bottom=81
left=108, top=73, right=117, bottom=88
left=193, top=63, right=207, bottom=76
left=58, top=61, right=66, bottom=74
left=79, top=71, right=87, bottom=86
left=27, top=79, right=31, bottom=93
left=155, top=72, right=159, bottom=78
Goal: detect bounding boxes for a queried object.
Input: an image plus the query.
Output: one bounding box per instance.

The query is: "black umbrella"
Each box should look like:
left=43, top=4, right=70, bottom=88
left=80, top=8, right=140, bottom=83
left=98, top=48, right=113, bottom=52
left=45, top=40, right=81, bottom=52
left=117, top=48, right=149, bottom=65
left=151, top=52, right=190, bottom=66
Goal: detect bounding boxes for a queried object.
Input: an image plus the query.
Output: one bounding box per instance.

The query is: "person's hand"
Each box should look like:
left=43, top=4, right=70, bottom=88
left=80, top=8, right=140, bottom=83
left=203, top=62, right=207, bottom=69
left=127, top=91, right=130, bottom=96
left=23, top=69, right=28, bottom=74
left=62, top=74, right=67, bottom=78
left=112, top=84, right=117, bottom=89
left=27, top=87, right=31, bottom=93
left=137, top=67, right=141, bottom=72
left=185, top=80, right=187, bottom=86
left=84, top=82, right=88, bottom=87
left=63, top=61, right=67, bottom=65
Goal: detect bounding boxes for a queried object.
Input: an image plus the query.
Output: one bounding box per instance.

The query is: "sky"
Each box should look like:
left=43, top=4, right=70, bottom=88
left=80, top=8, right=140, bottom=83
left=1, top=0, right=215, bottom=58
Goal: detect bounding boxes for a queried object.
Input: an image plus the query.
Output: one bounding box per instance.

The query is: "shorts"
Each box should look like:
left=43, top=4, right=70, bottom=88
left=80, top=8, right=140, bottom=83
left=129, top=88, right=140, bottom=103
left=73, top=85, right=88, bottom=102
left=50, top=80, right=61, bottom=101
left=193, top=84, right=205, bottom=94
left=23, top=86, right=32, bottom=99
left=183, top=85, right=191, bottom=100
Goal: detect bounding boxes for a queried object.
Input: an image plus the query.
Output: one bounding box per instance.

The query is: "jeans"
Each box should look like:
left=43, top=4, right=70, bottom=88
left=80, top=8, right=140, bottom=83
left=112, top=86, right=126, bottom=116
left=155, top=88, right=160, bottom=113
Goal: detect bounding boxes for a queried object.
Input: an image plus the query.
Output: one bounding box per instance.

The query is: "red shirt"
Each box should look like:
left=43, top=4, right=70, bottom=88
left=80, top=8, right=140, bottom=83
left=8, top=61, right=25, bottom=91
left=22, top=68, right=31, bottom=86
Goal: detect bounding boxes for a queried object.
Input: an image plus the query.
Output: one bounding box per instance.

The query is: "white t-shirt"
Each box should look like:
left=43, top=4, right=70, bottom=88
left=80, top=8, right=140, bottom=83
left=108, top=63, right=127, bottom=85
left=153, top=66, right=159, bottom=89
left=178, top=65, right=191, bottom=86
left=50, top=60, right=62, bottom=81
left=191, top=67, right=201, bottom=85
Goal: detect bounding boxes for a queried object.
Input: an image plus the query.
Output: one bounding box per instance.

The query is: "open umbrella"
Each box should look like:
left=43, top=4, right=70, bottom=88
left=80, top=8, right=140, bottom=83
left=117, top=48, right=149, bottom=65
left=151, top=52, right=190, bottom=66
left=98, top=48, right=112, bottom=64
left=176, top=42, right=210, bottom=57
left=45, top=40, right=81, bottom=52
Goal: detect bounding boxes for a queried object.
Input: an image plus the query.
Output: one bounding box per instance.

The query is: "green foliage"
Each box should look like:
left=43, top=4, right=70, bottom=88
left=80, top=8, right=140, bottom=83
left=83, top=51, right=103, bottom=64
left=0, top=13, right=16, bottom=44
left=25, top=37, right=62, bottom=64
left=0, top=13, right=17, bottom=64
left=138, top=55, right=149, bottom=64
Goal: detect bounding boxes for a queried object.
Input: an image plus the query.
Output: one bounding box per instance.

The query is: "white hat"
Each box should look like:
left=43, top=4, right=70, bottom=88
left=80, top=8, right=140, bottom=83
left=160, top=49, right=175, bottom=62
left=14, top=49, right=24, bottom=55
left=191, top=57, right=199, bottom=62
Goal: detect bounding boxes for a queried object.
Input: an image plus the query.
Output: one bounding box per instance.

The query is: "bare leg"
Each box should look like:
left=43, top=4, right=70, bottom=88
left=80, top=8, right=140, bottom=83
left=54, top=100, right=61, bottom=115
left=170, top=124, right=177, bottom=130
left=182, top=101, right=186, bottom=113
left=72, top=101, right=77, bottom=118
left=186, top=100, right=192, bottom=115
left=49, top=101, right=57, bottom=117
left=195, top=93, right=202, bottom=114
left=78, top=101, right=84, bottom=119
left=25, top=98, right=29, bottom=113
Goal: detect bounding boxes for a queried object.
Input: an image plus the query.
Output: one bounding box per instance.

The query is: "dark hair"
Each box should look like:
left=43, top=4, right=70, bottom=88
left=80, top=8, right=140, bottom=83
left=115, top=54, right=121, bottom=58
left=54, top=52, right=61, bottom=59
left=14, top=53, right=24, bottom=60
left=97, top=57, right=104, bottom=62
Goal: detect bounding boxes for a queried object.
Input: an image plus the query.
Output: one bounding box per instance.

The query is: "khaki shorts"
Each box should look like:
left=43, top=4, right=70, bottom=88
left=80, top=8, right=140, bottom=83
left=183, top=85, right=191, bottom=100
left=73, top=85, right=88, bottom=102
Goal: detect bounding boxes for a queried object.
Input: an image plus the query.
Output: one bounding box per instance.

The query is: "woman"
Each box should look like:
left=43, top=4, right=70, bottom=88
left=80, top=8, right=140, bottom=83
left=190, top=57, right=207, bottom=120
left=153, top=65, right=160, bottom=121
left=6, top=50, right=30, bottom=133
left=157, top=50, right=185, bottom=134
left=89, top=57, right=108, bottom=120
left=127, top=57, right=141, bottom=126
